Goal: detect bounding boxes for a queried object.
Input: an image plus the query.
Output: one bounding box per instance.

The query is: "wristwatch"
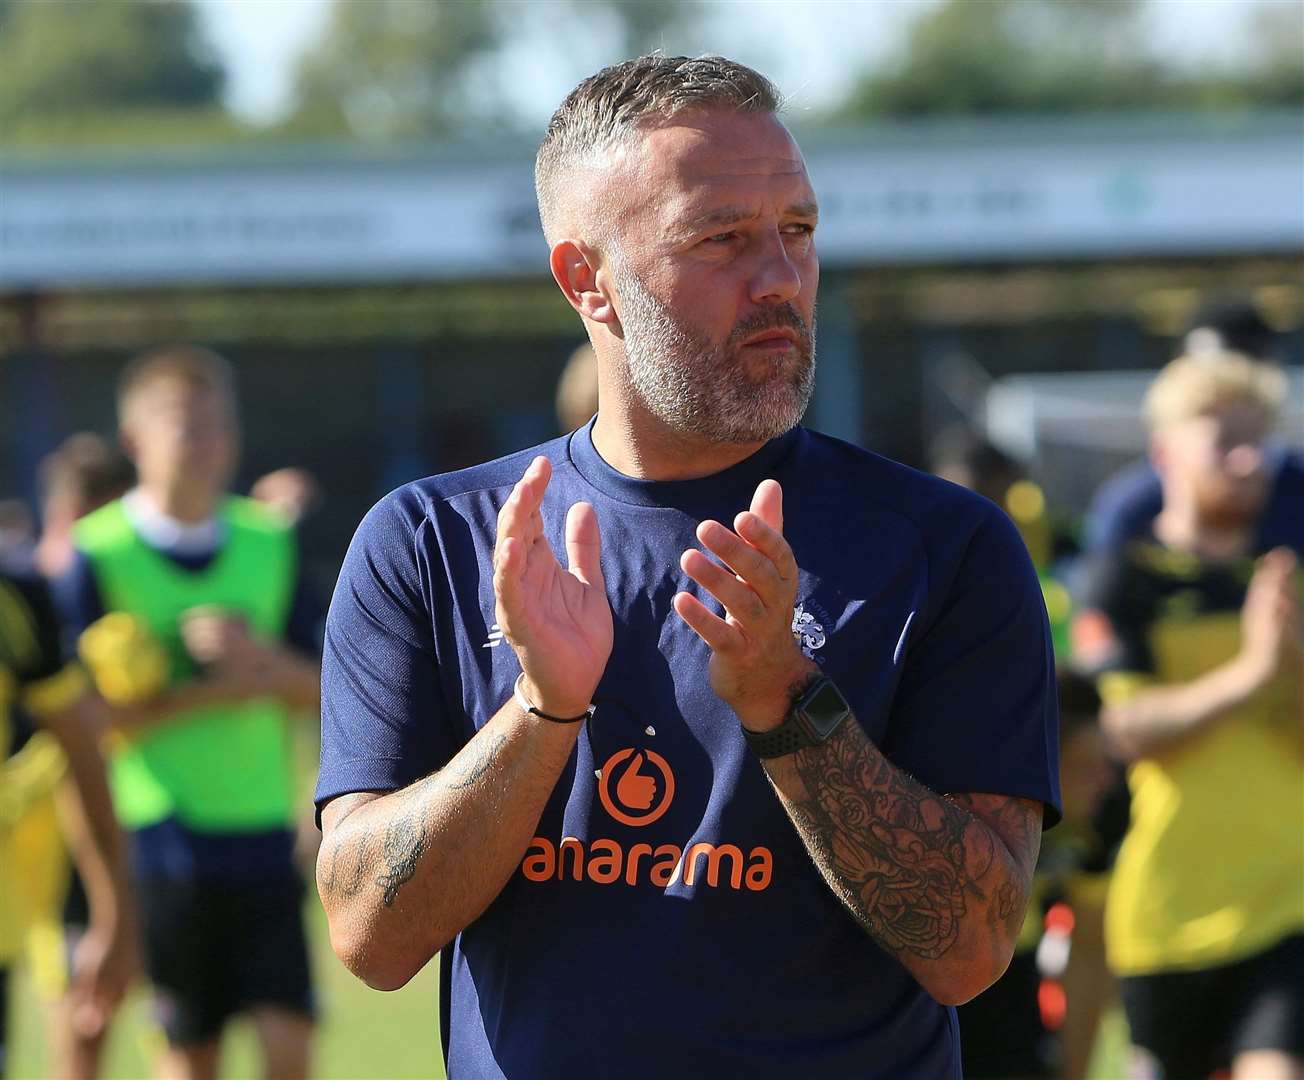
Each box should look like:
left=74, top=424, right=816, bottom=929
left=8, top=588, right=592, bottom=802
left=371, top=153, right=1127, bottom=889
left=741, top=675, right=853, bottom=759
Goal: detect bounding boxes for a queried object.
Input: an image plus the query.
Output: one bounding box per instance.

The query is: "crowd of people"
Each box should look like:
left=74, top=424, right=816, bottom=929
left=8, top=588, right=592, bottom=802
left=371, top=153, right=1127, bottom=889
left=1, top=52, right=1300, bottom=1080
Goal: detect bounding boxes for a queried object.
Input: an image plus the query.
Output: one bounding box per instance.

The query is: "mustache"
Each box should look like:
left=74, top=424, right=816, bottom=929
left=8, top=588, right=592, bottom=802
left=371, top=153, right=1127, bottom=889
left=728, top=304, right=812, bottom=346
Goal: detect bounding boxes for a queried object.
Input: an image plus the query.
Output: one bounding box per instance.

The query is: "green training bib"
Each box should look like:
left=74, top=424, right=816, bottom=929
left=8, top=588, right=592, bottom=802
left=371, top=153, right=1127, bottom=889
left=76, top=497, right=299, bottom=832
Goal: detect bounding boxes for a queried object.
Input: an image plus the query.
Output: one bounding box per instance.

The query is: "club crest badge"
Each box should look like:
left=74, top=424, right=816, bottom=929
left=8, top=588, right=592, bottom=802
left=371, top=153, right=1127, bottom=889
left=791, top=601, right=827, bottom=659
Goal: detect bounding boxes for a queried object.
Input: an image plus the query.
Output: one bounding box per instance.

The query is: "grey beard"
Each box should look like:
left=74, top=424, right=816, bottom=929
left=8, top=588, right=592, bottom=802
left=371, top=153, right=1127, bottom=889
left=614, top=264, right=816, bottom=444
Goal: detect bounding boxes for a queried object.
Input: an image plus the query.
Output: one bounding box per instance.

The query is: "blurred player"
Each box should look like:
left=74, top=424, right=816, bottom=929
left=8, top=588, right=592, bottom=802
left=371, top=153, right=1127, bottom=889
left=0, top=502, right=35, bottom=562
left=58, top=346, right=323, bottom=1080
left=0, top=550, right=136, bottom=1078
left=554, top=341, right=599, bottom=434
left=250, top=467, right=321, bottom=529
left=1077, top=352, right=1303, bottom=1079
left=28, top=433, right=134, bottom=1079
left=1082, top=301, right=1302, bottom=563
left=958, top=669, right=1118, bottom=1079
left=34, top=434, right=135, bottom=581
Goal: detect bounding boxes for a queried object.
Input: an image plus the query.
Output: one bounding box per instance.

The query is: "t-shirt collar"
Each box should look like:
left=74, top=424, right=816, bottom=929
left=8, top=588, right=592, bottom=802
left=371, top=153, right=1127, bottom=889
left=567, top=417, right=805, bottom=515
left=122, top=489, right=224, bottom=556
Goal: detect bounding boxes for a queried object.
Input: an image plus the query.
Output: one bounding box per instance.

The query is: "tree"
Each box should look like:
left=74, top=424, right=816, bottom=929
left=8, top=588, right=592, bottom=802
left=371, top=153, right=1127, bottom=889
left=0, top=0, right=224, bottom=130
left=1235, top=3, right=1304, bottom=107
left=286, top=0, right=700, bottom=139
left=590, top=0, right=699, bottom=59
left=288, top=0, right=501, bottom=139
left=838, top=0, right=1302, bottom=120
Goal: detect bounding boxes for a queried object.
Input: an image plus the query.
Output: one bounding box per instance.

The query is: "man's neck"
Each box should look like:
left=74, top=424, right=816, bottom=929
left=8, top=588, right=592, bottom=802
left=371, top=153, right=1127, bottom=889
left=132, top=482, right=219, bottom=526
left=590, top=398, right=769, bottom=482
left=1152, top=500, right=1254, bottom=561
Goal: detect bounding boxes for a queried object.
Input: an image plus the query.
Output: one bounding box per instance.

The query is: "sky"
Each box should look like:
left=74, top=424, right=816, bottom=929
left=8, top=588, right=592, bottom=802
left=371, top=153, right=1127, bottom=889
left=194, top=0, right=1286, bottom=127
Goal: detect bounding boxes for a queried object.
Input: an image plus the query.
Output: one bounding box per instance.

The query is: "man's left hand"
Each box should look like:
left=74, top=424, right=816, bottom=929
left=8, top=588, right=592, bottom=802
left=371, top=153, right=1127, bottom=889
left=674, top=479, right=817, bottom=732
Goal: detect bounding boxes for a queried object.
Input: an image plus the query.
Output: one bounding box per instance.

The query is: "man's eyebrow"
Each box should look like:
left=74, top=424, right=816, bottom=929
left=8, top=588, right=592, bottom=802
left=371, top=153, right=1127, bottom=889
left=680, top=206, right=754, bottom=233
left=679, top=200, right=820, bottom=235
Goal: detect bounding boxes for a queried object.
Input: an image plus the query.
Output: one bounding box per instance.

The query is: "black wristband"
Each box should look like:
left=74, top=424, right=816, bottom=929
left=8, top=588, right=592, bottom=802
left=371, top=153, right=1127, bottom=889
left=513, top=672, right=594, bottom=724
left=740, top=675, right=852, bottom=759
left=740, top=722, right=814, bottom=759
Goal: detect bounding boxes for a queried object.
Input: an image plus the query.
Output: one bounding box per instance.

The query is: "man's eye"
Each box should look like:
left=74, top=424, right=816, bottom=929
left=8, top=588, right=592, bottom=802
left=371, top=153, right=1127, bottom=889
left=784, top=223, right=816, bottom=236
left=705, top=232, right=737, bottom=244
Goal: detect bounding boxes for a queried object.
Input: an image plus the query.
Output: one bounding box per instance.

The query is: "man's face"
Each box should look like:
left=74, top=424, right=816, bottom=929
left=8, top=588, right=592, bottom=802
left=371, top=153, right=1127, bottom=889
left=1154, top=401, right=1272, bottom=528
left=602, top=109, right=819, bottom=443
left=123, top=379, right=237, bottom=496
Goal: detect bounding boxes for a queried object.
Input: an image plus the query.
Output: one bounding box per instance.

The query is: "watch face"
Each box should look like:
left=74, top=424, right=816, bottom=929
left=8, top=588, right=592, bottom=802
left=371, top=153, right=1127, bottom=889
left=802, top=680, right=852, bottom=738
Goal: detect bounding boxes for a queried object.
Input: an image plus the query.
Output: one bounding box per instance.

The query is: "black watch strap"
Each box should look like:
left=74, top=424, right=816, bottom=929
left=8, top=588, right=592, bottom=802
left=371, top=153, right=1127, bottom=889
left=741, top=675, right=851, bottom=760
left=741, top=721, right=817, bottom=760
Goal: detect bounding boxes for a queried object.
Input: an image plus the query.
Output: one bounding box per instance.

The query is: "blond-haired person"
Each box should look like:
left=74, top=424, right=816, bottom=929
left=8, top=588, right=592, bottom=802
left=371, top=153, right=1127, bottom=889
left=1077, top=352, right=1303, bottom=1080
left=56, top=347, right=322, bottom=1080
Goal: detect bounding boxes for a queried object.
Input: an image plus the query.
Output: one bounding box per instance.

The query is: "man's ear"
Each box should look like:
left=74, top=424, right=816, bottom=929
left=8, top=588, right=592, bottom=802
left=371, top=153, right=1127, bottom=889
left=549, top=240, right=617, bottom=327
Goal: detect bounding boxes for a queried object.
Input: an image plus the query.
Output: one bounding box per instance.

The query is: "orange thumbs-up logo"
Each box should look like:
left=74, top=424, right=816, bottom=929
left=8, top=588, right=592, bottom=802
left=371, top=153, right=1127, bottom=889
left=598, top=748, right=675, bottom=827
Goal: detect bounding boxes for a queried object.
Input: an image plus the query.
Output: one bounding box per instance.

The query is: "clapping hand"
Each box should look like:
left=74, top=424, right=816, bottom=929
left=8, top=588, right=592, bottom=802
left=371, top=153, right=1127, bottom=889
left=1239, top=547, right=1300, bottom=688
left=674, top=479, right=817, bottom=732
left=494, top=456, right=613, bottom=718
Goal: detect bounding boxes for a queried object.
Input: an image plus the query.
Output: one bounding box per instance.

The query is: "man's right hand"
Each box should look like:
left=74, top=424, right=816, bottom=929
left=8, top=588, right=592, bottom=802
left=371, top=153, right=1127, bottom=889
left=493, top=455, right=613, bottom=718
left=1239, top=547, right=1300, bottom=687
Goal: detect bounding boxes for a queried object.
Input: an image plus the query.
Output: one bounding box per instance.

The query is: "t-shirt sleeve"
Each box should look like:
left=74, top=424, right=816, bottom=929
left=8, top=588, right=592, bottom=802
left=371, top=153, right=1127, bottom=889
left=315, top=488, right=460, bottom=819
left=1083, top=462, right=1162, bottom=554
left=883, top=505, right=1062, bottom=826
left=1073, top=550, right=1156, bottom=704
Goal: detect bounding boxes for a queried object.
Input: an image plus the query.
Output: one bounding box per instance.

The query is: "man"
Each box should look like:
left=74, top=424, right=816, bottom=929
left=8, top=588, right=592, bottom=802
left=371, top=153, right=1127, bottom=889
left=58, top=347, right=322, bottom=1080
left=316, top=56, right=1060, bottom=1077
left=1082, top=302, right=1302, bottom=560
left=28, top=432, right=133, bottom=1080
left=957, top=670, right=1119, bottom=1080
left=34, top=434, right=135, bottom=580
left=1077, top=352, right=1303, bottom=1079
left=0, top=550, right=135, bottom=1077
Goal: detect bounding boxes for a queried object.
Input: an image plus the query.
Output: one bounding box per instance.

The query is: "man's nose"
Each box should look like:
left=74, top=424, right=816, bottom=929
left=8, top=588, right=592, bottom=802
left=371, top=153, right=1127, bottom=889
left=749, top=233, right=802, bottom=306
left=1224, top=443, right=1263, bottom=479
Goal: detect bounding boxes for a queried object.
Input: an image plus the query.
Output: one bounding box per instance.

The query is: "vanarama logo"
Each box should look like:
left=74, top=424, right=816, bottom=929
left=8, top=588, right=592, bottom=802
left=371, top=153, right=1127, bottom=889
left=597, top=747, right=674, bottom=826
left=520, top=746, right=773, bottom=893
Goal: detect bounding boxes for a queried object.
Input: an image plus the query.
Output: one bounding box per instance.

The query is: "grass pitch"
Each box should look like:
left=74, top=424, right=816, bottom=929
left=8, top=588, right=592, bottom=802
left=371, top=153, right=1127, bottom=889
left=9, top=921, right=1128, bottom=1078
left=7, top=900, right=446, bottom=1080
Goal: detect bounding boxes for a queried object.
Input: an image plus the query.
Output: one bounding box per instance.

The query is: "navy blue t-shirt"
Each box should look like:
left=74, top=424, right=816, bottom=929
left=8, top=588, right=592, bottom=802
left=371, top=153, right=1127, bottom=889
left=317, top=423, right=1061, bottom=1080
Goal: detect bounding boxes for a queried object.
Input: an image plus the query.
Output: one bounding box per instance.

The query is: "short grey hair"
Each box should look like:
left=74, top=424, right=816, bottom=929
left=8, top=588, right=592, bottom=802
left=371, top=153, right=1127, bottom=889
left=535, top=55, right=781, bottom=245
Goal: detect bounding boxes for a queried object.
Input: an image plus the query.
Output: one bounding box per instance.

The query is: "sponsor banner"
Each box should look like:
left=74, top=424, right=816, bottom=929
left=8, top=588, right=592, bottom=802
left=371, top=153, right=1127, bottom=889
left=2, top=114, right=1300, bottom=288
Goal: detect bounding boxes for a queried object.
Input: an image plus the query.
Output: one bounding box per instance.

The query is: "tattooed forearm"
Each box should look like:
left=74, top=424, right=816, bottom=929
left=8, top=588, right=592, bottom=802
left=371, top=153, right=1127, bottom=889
left=316, top=702, right=586, bottom=987
left=376, top=804, right=429, bottom=907
left=448, top=732, right=508, bottom=789
left=319, top=732, right=514, bottom=911
left=320, top=832, right=372, bottom=899
left=785, top=725, right=979, bottom=959
left=373, top=734, right=506, bottom=906
left=773, top=720, right=1039, bottom=971
left=950, top=791, right=1040, bottom=942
